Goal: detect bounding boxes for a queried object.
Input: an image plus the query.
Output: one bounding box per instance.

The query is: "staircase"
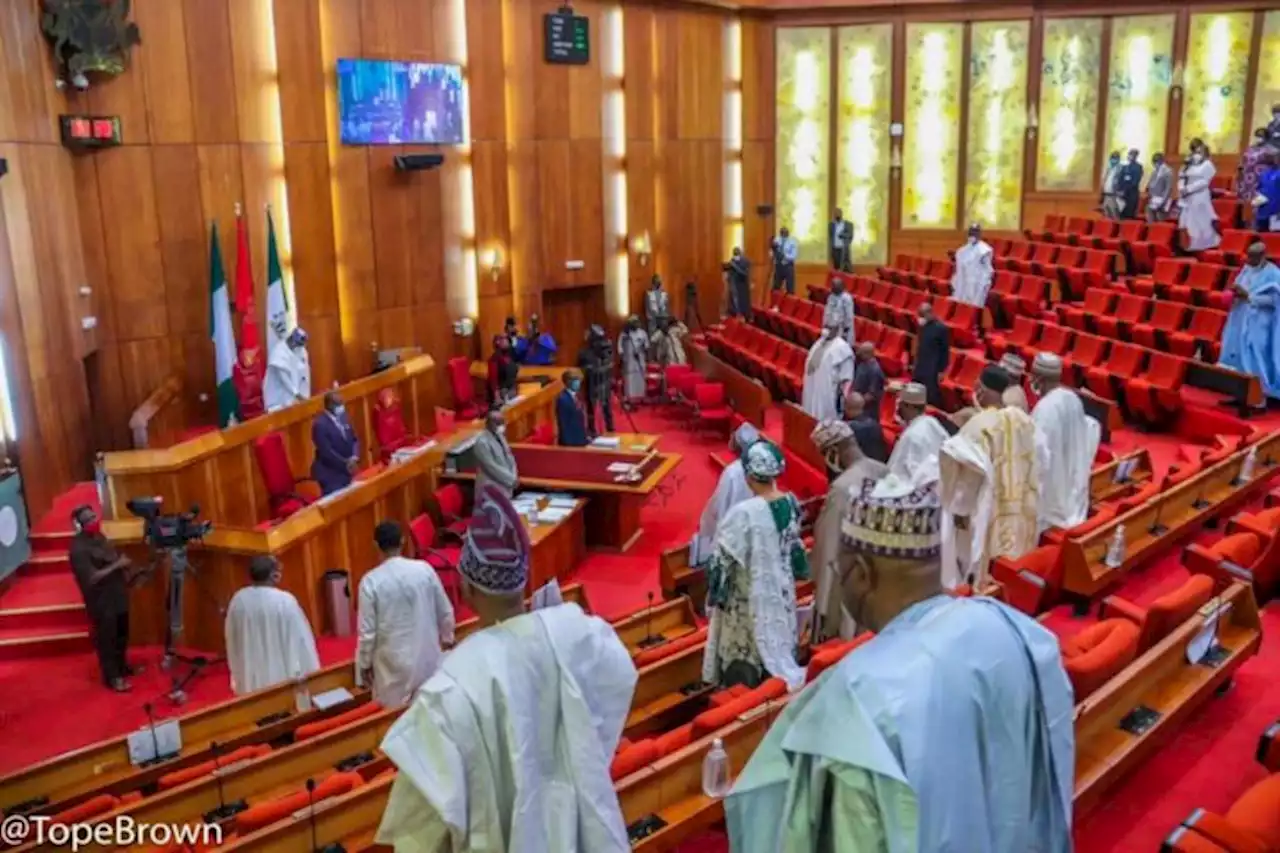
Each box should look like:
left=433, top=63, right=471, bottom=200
left=0, top=492, right=94, bottom=662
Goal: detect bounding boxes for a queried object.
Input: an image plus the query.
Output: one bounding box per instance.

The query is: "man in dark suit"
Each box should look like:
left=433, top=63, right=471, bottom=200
left=842, top=390, right=888, bottom=463
left=912, top=301, right=951, bottom=408
left=851, top=342, right=886, bottom=419
left=556, top=369, right=590, bottom=447
left=69, top=505, right=137, bottom=692
left=311, top=390, right=360, bottom=496
left=1118, top=148, right=1144, bottom=219
left=830, top=208, right=854, bottom=271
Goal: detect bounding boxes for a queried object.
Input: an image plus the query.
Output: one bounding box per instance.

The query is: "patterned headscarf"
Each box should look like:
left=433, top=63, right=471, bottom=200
left=743, top=440, right=785, bottom=483
left=841, top=477, right=942, bottom=559
left=458, top=484, right=532, bottom=595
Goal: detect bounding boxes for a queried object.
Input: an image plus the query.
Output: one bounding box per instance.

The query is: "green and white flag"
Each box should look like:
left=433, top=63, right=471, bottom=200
left=209, top=224, right=239, bottom=427
left=265, top=209, right=290, bottom=357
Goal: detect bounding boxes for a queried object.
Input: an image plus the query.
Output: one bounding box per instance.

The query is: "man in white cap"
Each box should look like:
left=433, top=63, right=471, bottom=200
left=264, top=326, right=312, bottom=412
left=802, top=319, right=855, bottom=421
left=1219, top=241, right=1280, bottom=403
left=725, top=478, right=1074, bottom=853
left=886, top=382, right=948, bottom=485
left=376, top=483, right=637, bottom=852
left=999, top=353, right=1031, bottom=412
left=690, top=422, right=760, bottom=565
left=1031, top=352, right=1101, bottom=532
left=823, top=276, right=856, bottom=347
left=940, top=365, right=1043, bottom=589
left=809, top=419, right=887, bottom=641
left=951, top=223, right=994, bottom=307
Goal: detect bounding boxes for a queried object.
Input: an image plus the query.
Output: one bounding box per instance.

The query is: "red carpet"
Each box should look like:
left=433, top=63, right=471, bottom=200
left=2, top=404, right=1278, bottom=853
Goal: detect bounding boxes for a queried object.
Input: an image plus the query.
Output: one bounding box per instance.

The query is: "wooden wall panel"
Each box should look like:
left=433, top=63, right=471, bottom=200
left=96, top=148, right=168, bottom=341
left=135, top=0, right=197, bottom=144
left=183, top=0, right=241, bottom=144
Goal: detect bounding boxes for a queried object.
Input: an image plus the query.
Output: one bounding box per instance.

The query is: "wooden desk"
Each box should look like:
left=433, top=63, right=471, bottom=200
left=523, top=499, right=588, bottom=593
left=442, top=443, right=682, bottom=552
left=1090, top=448, right=1153, bottom=505
left=780, top=402, right=824, bottom=474
left=584, top=433, right=662, bottom=453
left=688, top=343, right=772, bottom=428
left=101, top=356, right=438, bottom=529
left=105, top=382, right=563, bottom=654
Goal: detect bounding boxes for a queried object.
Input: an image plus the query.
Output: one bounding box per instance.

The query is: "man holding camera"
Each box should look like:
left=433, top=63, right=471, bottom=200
left=725, top=247, right=752, bottom=317
left=577, top=325, right=615, bottom=436
left=69, top=505, right=137, bottom=692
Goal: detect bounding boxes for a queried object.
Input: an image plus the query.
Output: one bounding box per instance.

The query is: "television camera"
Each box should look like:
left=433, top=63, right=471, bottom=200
left=125, top=496, right=216, bottom=704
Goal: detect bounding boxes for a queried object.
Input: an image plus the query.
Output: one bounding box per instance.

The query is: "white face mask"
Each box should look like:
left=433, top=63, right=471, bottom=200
left=496, top=424, right=507, bottom=437
left=331, top=404, right=346, bottom=417
left=968, top=235, right=978, bottom=244
left=1191, top=153, right=1205, bottom=164
left=821, top=329, right=833, bottom=341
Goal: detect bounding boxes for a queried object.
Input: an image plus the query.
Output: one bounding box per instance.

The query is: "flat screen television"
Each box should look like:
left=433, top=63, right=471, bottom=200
left=337, top=58, right=464, bottom=145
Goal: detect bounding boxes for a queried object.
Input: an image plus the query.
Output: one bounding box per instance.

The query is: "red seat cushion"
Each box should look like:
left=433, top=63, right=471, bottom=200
left=235, top=771, right=363, bottom=835
left=1142, top=574, right=1215, bottom=649
left=1061, top=618, right=1141, bottom=700
left=293, top=701, right=383, bottom=743
left=654, top=723, right=696, bottom=757
left=1225, top=774, right=1280, bottom=849
left=610, top=739, right=659, bottom=780
left=1210, top=532, right=1263, bottom=568
left=632, top=626, right=708, bottom=668
left=805, top=633, right=874, bottom=682
left=691, top=678, right=787, bottom=738
left=156, top=744, right=273, bottom=791
left=51, top=793, right=120, bottom=825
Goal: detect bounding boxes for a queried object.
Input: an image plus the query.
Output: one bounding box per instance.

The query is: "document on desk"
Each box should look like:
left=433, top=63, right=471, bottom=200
left=606, top=462, right=634, bottom=473
left=591, top=436, right=622, bottom=449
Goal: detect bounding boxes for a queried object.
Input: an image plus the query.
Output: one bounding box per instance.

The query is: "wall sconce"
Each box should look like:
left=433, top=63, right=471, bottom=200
left=479, top=245, right=505, bottom=281
left=630, top=231, right=652, bottom=267
left=1026, top=105, right=1039, bottom=141
left=890, top=142, right=902, bottom=174
left=1171, top=62, right=1184, bottom=101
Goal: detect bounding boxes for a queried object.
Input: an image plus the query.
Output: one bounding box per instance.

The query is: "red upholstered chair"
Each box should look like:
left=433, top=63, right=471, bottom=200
left=631, top=627, right=709, bottom=667
left=434, top=407, right=457, bottom=435
left=1057, top=288, right=1116, bottom=331
left=292, top=702, right=383, bottom=743
left=1085, top=342, right=1146, bottom=401
left=1168, top=307, right=1228, bottom=360
left=611, top=739, right=659, bottom=780
left=1123, top=353, right=1187, bottom=425
left=433, top=483, right=471, bottom=539
left=446, top=356, right=485, bottom=419
left=373, top=387, right=431, bottom=463
left=1131, top=300, right=1189, bottom=350
left=1202, top=229, right=1258, bottom=267
left=805, top=633, right=874, bottom=683
left=50, top=793, right=121, bottom=825
left=693, top=383, right=733, bottom=437
left=156, top=744, right=273, bottom=791
left=409, top=513, right=461, bottom=606
left=1061, top=333, right=1109, bottom=386
left=528, top=422, right=556, bottom=445
left=1166, top=775, right=1280, bottom=853
left=986, top=316, right=1041, bottom=360
left=1099, top=574, right=1215, bottom=653
left=1095, top=293, right=1150, bottom=338
left=235, top=771, right=365, bottom=835
left=1227, top=505, right=1280, bottom=543
left=1185, top=531, right=1280, bottom=604
left=253, top=433, right=319, bottom=520
left=991, top=544, right=1065, bottom=616
left=1041, top=504, right=1120, bottom=546
left=1059, top=618, right=1141, bottom=700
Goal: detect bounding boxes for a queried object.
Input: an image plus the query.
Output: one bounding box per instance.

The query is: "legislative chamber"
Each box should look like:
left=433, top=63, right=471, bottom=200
left=1, top=0, right=1279, bottom=850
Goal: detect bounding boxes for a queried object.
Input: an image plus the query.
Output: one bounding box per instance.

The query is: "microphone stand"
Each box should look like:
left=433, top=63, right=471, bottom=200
left=637, top=591, right=663, bottom=649
left=306, top=778, right=319, bottom=853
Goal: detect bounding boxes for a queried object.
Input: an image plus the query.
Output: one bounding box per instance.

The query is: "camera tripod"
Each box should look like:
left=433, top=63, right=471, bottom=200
left=154, top=545, right=223, bottom=705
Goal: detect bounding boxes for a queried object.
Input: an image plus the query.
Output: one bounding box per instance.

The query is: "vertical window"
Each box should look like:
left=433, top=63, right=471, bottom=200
left=1036, top=18, right=1102, bottom=191
left=835, top=24, right=892, bottom=264
left=902, top=23, right=963, bottom=229
left=964, top=21, right=1029, bottom=229
left=776, top=28, right=831, bottom=263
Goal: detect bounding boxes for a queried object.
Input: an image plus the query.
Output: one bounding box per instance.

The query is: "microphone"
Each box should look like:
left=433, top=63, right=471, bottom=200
left=306, top=778, right=319, bottom=853
left=210, top=740, right=228, bottom=816
left=142, top=702, right=163, bottom=764
left=638, top=590, right=662, bottom=649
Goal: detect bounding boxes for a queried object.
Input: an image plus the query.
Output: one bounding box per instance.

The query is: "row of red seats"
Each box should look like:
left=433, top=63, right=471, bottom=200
left=757, top=293, right=912, bottom=376
left=1055, top=289, right=1228, bottom=359
left=1121, top=257, right=1237, bottom=306
left=1202, top=228, right=1280, bottom=267
left=812, top=277, right=980, bottom=349
left=988, top=239, right=1120, bottom=298
left=1026, top=214, right=1176, bottom=274
left=986, top=319, right=1188, bottom=426
left=874, top=257, right=1055, bottom=327
left=878, top=256, right=954, bottom=295
left=1185, top=489, right=1280, bottom=606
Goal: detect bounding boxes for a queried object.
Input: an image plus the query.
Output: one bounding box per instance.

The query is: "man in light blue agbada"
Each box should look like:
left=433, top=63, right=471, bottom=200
left=724, top=475, right=1075, bottom=853
left=1219, top=241, right=1280, bottom=403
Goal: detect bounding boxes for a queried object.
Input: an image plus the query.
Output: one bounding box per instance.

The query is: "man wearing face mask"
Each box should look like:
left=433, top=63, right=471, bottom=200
left=1101, top=151, right=1124, bottom=219
left=726, top=247, right=753, bottom=317
left=555, top=369, right=590, bottom=447
left=1117, top=148, right=1144, bottom=219
left=1147, top=153, right=1174, bottom=222
left=224, top=555, right=320, bottom=695
left=725, top=479, right=1074, bottom=853
left=950, top=223, right=993, bottom=307
left=1178, top=138, right=1221, bottom=251
left=823, top=276, right=856, bottom=347
left=311, top=390, right=360, bottom=496
left=772, top=227, right=798, bottom=294
left=886, top=382, right=947, bottom=485
left=851, top=342, right=885, bottom=418
left=264, top=327, right=312, bottom=412
left=487, top=333, right=520, bottom=406
left=473, top=408, right=519, bottom=496
left=70, top=505, right=139, bottom=692
left=802, top=321, right=855, bottom=421
left=911, top=302, right=950, bottom=407
left=808, top=420, right=886, bottom=642
left=1219, top=241, right=1280, bottom=403
left=830, top=208, right=854, bottom=272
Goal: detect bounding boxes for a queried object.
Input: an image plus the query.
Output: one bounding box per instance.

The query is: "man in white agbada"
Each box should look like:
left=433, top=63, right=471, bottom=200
left=809, top=420, right=886, bottom=641
left=356, top=520, right=456, bottom=708
left=802, top=320, right=855, bottom=421
left=1031, top=353, right=1101, bottom=533
left=376, top=484, right=636, bottom=853
left=1000, top=352, right=1031, bottom=412
left=939, top=365, right=1045, bottom=590
left=1178, top=138, right=1222, bottom=252
left=951, top=223, right=994, bottom=308
left=618, top=315, right=649, bottom=402
left=263, top=327, right=312, bottom=412
left=886, top=382, right=948, bottom=484
left=725, top=478, right=1074, bottom=853
left=224, top=555, right=320, bottom=695
left=690, top=422, right=760, bottom=565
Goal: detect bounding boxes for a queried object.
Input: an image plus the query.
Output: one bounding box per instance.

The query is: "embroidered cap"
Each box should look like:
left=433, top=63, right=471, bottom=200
left=841, top=477, right=942, bottom=559
left=1032, top=352, right=1064, bottom=378
left=898, top=382, right=928, bottom=406
left=458, top=483, right=532, bottom=595
left=744, top=440, right=785, bottom=482
left=810, top=419, right=854, bottom=453
left=999, top=353, right=1026, bottom=379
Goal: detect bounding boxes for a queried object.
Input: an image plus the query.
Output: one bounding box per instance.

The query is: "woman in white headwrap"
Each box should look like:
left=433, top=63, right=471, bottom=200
left=702, top=441, right=809, bottom=691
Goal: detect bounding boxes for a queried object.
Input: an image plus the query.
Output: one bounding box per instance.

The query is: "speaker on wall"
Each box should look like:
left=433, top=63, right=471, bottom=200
left=394, top=154, right=445, bottom=172
left=755, top=204, right=774, bottom=216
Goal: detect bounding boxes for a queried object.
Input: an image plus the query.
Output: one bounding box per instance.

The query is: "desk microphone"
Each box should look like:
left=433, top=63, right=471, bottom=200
left=210, top=740, right=229, bottom=817
left=306, top=778, right=319, bottom=853
left=142, top=702, right=162, bottom=764
left=638, top=591, right=662, bottom=649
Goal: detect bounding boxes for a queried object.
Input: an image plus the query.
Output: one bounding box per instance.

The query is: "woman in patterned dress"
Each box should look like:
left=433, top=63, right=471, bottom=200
left=702, top=441, right=810, bottom=691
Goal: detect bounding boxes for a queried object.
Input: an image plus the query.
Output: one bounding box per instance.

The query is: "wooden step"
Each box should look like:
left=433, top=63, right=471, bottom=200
left=0, top=630, right=92, bottom=661
left=17, top=552, right=70, bottom=577
left=0, top=602, right=86, bottom=635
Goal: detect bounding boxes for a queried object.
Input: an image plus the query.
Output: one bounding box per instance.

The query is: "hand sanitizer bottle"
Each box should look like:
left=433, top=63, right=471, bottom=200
left=701, top=737, right=731, bottom=799
left=294, top=670, right=312, bottom=713
left=1104, top=525, right=1126, bottom=569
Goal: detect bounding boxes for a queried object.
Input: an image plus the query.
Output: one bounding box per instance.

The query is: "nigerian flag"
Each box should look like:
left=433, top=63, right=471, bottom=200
left=209, top=224, right=239, bottom=427
left=265, top=209, right=289, bottom=358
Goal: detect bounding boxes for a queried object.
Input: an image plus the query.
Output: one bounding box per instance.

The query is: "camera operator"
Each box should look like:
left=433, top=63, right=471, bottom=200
left=69, top=505, right=139, bottom=692
left=577, top=325, right=615, bottom=436
left=724, top=246, right=752, bottom=317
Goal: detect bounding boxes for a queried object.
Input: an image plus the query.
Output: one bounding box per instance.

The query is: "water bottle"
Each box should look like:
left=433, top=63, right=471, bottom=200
left=294, top=671, right=312, bottom=713
left=1240, top=446, right=1258, bottom=482
left=1104, top=525, right=1126, bottom=569
left=701, top=737, right=731, bottom=799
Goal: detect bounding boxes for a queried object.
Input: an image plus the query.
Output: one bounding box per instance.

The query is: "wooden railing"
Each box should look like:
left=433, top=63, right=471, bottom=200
left=128, top=375, right=185, bottom=449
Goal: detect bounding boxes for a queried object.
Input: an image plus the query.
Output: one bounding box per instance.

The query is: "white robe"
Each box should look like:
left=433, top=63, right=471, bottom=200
left=801, top=336, right=854, bottom=421
left=1179, top=159, right=1221, bottom=252
left=263, top=344, right=312, bottom=412
left=618, top=329, right=649, bottom=400
left=1032, top=388, right=1101, bottom=533
left=951, top=240, right=994, bottom=307
left=886, top=414, right=948, bottom=483
left=376, top=603, right=636, bottom=853
left=356, top=556, right=457, bottom=708
left=224, top=585, right=321, bottom=695
left=690, top=458, right=753, bottom=565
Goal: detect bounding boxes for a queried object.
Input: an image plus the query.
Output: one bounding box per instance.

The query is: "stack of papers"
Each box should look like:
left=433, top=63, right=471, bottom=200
left=591, top=436, right=622, bottom=449
left=606, top=462, right=634, bottom=474
left=391, top=439, right=436, bottom=465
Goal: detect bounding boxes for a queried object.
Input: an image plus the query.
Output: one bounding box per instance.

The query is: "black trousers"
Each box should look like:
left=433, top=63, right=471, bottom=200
left=586, top=393, right=614, bottom=434
left=831, top=247, right=851, bottom=272
left=773, top=262, right=796, bottom=294
left=92, top=607, right=130, bottom=684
